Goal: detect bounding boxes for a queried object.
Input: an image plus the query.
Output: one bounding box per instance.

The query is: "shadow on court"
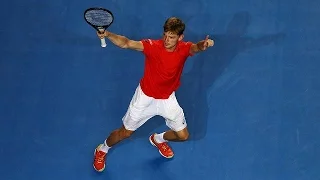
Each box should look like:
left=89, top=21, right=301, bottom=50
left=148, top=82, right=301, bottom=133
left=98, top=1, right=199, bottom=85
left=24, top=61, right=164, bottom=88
left=108, top=12, right=285, bottom=143
left=177, top=11, right=286, bottom=141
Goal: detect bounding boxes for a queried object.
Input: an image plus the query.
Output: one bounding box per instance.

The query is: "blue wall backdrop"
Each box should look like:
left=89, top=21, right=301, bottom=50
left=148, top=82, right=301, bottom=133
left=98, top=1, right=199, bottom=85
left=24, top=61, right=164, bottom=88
left=1, top=0, right=319, bottom=179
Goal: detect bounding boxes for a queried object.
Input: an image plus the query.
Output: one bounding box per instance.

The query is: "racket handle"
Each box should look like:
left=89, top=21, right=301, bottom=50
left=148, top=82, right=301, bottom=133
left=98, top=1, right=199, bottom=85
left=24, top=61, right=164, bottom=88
left=100, top=38, right=107, bottom=47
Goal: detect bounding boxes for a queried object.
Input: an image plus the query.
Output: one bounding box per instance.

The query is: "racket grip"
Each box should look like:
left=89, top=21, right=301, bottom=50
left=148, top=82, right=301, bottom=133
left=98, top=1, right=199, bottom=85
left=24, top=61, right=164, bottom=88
left=100, top=38, right=107, bottom=47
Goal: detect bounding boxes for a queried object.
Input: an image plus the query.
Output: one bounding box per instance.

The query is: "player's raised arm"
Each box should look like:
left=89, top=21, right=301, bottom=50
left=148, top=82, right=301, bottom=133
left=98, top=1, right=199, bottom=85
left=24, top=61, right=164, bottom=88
left=189, top=35, right=214, bottom=54
left=97, top=31, right=144, bottom=51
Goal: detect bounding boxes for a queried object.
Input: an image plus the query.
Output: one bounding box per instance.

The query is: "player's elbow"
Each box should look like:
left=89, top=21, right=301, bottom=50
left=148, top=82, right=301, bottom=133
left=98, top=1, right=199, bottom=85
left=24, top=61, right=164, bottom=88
left=122, top=40, right=143, bottom=51
left=120, top=39, right=130, bottom=49
left=120, top=44, right=128, bottom=49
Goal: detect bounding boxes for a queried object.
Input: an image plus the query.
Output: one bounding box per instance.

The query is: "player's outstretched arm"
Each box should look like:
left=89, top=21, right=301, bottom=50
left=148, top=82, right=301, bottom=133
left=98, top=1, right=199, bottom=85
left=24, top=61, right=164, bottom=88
left=97, top=30, right=143, bottom=51
left=190, top=35, right=214, bottom=54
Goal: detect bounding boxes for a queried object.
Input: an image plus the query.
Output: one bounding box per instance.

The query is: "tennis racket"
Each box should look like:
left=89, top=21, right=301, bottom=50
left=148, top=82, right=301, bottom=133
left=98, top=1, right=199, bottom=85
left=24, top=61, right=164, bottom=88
left=84, top=7, right=114, bottom=47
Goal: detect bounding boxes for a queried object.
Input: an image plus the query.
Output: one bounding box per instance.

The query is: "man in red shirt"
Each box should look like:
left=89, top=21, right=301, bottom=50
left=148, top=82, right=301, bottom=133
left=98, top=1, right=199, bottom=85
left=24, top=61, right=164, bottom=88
left=93, top=17, right=214, bottom=172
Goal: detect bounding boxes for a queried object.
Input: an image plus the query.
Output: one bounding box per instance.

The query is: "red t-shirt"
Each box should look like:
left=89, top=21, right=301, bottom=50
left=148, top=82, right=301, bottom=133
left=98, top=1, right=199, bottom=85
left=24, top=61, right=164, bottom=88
left=139, top=39, right=193, bottom=99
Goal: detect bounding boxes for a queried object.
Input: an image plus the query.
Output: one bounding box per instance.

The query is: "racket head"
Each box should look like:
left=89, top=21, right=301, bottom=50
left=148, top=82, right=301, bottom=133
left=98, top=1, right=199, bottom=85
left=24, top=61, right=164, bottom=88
left=84, top=7, right=114, bottom=32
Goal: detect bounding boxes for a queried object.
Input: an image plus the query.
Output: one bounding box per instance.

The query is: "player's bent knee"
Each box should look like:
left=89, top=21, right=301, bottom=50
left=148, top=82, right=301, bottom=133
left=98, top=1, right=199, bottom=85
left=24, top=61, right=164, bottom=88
left=179, top=133, right=189, bottom=141
left=113, top=126, right=134, bottom=140
left=176, top=128, right=189, bottom=141
left=121, top=128, right=134, bottom=138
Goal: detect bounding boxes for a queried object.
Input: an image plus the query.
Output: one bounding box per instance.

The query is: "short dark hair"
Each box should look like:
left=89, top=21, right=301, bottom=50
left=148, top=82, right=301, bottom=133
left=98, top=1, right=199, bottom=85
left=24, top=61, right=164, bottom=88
left=163, top=17, right=185, bottom=35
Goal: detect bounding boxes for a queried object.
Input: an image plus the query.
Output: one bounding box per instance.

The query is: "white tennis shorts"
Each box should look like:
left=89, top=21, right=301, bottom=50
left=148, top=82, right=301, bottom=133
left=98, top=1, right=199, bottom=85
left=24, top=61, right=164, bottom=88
left=122, top=84, right=187, bottom=132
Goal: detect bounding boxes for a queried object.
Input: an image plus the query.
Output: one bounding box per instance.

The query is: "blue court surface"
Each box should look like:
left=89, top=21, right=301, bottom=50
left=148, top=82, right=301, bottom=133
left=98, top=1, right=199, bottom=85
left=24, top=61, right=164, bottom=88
left=1, top=0, right=319, bottom=179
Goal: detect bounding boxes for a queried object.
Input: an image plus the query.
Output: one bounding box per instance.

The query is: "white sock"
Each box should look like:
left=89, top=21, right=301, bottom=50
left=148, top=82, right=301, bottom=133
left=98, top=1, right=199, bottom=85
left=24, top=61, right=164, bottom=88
left=154, top=132, right=167, bottom=143
left=99, top=140, right=111, bottom=153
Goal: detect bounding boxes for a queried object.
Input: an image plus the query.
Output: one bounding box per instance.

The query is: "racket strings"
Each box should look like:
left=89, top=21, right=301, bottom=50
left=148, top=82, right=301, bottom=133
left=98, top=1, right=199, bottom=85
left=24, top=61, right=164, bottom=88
left=85, top=10, right=113, bottom=27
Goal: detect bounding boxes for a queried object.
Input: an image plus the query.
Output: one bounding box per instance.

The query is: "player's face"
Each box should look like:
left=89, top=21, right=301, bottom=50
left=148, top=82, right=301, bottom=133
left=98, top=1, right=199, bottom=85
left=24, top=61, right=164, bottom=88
left=163, top=31, right=183, bottom=50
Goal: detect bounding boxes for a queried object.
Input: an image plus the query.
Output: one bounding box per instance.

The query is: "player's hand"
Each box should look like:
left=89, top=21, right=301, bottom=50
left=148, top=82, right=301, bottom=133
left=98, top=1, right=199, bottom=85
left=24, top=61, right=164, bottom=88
left=97, top=30, right=109, bottom=39
left=201, top=35, right=214, bottom=50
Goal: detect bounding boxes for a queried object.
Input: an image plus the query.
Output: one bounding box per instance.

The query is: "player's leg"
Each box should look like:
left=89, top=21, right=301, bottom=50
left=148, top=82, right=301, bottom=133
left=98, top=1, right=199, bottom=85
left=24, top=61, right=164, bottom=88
left=149, top=92, right=189, bottom=158
left=93, top=84, right=156, bottom=172
left=93, top=125, right=134, bottom=172
left=149, top=127, right=189, bottom=158
left=162, top=127, right=189, bottom=141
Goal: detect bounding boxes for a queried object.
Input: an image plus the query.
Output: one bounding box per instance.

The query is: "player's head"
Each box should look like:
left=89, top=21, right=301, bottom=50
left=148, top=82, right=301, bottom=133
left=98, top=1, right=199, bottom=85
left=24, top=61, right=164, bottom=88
left=162, top=17, right=185, bottom=50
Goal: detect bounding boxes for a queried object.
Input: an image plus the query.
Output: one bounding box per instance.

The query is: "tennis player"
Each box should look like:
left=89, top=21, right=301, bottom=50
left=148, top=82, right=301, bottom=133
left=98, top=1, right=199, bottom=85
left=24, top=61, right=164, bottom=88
left=93, top=17, right=214, bottom=172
